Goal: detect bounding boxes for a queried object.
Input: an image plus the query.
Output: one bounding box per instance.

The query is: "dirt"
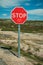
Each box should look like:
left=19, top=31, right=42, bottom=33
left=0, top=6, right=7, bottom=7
left=0, top=48, right=33, bottom=65
left=0, top=31, right=43, bottom=65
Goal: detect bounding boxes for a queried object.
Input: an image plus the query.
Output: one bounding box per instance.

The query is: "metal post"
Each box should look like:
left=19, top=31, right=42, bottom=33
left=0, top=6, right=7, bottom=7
left=18, top=24, right=20, bottom=58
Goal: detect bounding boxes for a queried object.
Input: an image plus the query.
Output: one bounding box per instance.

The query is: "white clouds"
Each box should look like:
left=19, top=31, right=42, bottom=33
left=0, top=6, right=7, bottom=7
left=2, top=14, right=7, bottom=16
left=2, top=13, right=10, bottom=18
left=27, top=9, right=43, bottom=15
left=0, top=0, right=20, bottom=8
left=0, top=0, right=31, bottom=8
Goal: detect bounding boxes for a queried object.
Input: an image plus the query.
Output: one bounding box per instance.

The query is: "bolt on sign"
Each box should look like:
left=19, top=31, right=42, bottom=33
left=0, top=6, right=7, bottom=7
left=11, top=7, right=27, bottom=58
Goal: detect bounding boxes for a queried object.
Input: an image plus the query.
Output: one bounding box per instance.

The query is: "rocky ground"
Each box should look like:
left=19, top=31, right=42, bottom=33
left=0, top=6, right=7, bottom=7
left=0, top=31, right=43, bottom=65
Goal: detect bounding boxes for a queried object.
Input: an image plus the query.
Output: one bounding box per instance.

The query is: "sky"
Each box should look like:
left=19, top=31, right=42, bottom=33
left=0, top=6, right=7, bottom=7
left=0, top=0, right=43, bottom=20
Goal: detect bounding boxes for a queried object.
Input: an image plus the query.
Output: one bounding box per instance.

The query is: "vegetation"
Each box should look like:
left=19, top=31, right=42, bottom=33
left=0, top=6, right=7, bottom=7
left=0, top=19, right=43, bottom=33
left=34, top=63, right=42, bottom=65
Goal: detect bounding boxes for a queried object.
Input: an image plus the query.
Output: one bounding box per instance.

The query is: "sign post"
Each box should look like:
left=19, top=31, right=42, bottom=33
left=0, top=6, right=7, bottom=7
left=18, top=24, right=20, bottom=57
left=11, top=7, right=27, bottom=58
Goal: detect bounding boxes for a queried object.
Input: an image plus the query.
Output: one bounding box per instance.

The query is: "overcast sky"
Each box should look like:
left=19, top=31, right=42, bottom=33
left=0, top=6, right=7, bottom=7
left=0, top=0, right=43, bottom=20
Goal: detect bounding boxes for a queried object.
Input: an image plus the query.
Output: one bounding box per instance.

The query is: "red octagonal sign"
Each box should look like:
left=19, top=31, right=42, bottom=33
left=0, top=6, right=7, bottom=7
left=11, top=7, right=27, bottom=24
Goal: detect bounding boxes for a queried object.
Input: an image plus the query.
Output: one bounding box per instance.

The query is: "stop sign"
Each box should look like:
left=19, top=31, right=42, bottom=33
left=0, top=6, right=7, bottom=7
left=11, top=7, right=27, bottom=24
